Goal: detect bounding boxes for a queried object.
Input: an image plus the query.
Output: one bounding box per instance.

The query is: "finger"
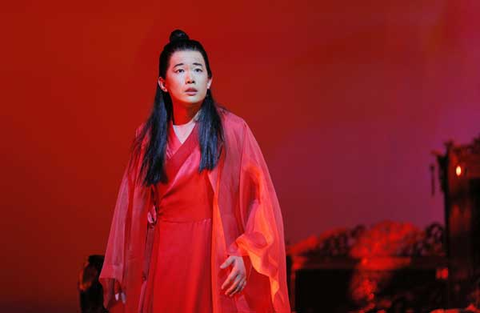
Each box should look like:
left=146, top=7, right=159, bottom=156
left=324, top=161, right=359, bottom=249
left=239, top=279, right=247, bottom=291
left=225, top=275, right=243, bottom=296
left=225, top=279, right=241, bottom=296
left=220, top=256, right=234, bottom=269
left=221, top=270, right=239, bottom=290
left=234, top=280, right=247, bottom=295
left=228, top=278, right=246, bottom=297
left=114, top=280, right=121, bottom=294
left=152, top=207, right=157, bottom=222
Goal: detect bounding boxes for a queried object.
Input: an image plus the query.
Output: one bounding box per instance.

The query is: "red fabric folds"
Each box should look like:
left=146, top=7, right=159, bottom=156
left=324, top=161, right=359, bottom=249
left=99, top=109, right=291, bottom=312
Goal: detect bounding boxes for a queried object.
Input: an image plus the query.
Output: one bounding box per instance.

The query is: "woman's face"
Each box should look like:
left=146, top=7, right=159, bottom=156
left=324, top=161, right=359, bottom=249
left=158, top=50, right=212, bottom=109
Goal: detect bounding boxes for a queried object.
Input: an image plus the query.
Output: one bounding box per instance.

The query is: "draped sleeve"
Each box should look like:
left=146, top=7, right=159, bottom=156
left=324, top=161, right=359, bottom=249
left=98, top=159, right=131, bottom=309
left=226, top=121, right=291, bottom=313
left=99, top=124, right=153, bottom=312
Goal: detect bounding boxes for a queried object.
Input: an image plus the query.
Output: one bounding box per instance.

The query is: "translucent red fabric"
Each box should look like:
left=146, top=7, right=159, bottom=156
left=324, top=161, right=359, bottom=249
left=99, top=109, right=291, bottom=312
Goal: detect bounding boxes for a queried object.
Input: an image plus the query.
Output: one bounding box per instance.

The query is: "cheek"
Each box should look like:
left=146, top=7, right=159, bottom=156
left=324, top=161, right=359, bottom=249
left=165, top=72, right=179, bottom=83
left=167, top=78, right=182, bottom=91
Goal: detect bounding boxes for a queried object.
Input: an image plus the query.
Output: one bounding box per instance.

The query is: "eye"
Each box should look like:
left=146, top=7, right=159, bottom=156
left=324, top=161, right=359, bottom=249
left=195, top=68, right=203, bottom=72
left=175, top=69, right=184, bottom=73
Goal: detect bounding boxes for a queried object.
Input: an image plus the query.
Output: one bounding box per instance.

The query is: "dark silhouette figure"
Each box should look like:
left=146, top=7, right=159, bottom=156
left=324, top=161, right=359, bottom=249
left=78, top=255, right=108, bottom=313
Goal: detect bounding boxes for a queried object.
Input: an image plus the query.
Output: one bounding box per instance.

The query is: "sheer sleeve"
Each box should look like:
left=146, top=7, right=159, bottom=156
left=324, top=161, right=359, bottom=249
left=99, top=124, right=149, bottom=310
left=99, top=162, right=132, bottom=309
left=227, top=122, right=291, bottom=312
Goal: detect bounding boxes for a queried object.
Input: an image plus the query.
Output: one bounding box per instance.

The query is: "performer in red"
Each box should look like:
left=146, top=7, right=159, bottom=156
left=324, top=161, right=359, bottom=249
left=99, top=29, right=291, bottom=313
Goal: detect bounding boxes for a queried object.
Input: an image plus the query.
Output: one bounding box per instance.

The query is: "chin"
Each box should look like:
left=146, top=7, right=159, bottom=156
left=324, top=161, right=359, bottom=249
left=180, top=99, right=204, bottom=107
left=187, top=96, right=205, bottom=103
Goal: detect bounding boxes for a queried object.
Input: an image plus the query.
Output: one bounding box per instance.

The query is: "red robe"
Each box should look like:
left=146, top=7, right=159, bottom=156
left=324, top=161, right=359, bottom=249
left=99, top=109, right=291, bottom=313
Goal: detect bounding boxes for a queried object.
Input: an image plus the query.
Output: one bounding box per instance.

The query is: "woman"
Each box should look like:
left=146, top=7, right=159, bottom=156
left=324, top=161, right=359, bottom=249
left=99, top=29, right=291, bottom=313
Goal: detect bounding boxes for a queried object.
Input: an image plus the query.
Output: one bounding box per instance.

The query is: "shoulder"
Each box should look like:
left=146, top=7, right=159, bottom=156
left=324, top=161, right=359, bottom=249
left=217, top=107, right=260, bottom=155
left=217, top=106, right=250, bottom=136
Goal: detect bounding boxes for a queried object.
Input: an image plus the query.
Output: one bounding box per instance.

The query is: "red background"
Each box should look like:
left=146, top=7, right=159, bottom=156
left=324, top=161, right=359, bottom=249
left=1, top=0, right=479, bottom=312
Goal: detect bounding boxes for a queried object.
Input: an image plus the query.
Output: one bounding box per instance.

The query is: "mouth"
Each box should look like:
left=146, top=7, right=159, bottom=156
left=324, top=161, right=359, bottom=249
left=185, top=90, right=198, bottom=96
left=185, top=88, right=198, bottom=93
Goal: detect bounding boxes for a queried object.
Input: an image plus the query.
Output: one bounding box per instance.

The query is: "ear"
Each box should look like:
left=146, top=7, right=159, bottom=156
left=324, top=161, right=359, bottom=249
left=157, top=77, right=168, bottom=92
left=207, top=76, right=213, bottom=89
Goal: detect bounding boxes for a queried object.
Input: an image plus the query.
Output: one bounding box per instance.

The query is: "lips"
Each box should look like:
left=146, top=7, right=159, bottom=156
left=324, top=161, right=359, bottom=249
left=185, top=88, right=198, bottom=93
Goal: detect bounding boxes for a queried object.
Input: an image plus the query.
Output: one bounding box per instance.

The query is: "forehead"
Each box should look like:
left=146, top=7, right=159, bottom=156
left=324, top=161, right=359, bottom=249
left=169, top=50, right=206, bottom=68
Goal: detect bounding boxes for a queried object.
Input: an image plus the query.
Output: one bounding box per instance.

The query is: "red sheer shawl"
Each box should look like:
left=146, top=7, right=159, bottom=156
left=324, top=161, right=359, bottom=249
left=99, top=109, right=291, bottom=313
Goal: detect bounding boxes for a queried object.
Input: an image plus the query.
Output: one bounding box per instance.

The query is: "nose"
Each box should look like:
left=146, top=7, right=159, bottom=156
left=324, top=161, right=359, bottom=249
left=185, top=70, right=195, bottom=84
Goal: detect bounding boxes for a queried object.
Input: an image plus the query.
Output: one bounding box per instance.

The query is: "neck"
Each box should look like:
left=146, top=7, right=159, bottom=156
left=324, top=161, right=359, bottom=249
left=172, top=103, right=201, bottom=125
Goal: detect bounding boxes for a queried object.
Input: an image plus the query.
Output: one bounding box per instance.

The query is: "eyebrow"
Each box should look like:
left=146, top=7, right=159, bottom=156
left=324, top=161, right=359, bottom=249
left=173, top=62, right=204, bottom=68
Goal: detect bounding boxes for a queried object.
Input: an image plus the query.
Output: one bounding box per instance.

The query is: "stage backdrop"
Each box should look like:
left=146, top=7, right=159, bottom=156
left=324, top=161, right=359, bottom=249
left=1, top=0, right=479, bottom=312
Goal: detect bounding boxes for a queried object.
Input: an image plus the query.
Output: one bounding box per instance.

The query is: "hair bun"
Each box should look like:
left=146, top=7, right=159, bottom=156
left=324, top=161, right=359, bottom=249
left=169, top=29, right=190, bottom=43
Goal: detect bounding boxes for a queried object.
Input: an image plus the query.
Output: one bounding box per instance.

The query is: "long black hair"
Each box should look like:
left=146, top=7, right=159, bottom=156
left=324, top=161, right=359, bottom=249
left=131, top=29, right=225, bottom=187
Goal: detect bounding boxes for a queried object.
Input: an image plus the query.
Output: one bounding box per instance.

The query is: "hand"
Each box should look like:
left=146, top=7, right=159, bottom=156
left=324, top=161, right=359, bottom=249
left=113, top=280, right=126, bottom=304
left=220, top=255, right=247, bottom=297
left=147, top=205, right=157, bottom=225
